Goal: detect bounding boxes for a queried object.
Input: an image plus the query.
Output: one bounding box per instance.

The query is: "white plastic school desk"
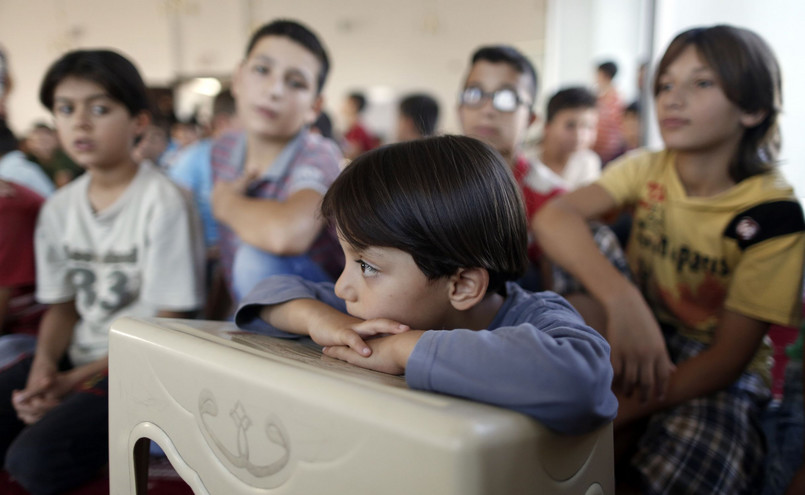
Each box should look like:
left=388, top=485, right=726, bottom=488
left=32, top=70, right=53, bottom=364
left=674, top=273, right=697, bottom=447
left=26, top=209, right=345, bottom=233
left=108, top=317, right=614, bottom=494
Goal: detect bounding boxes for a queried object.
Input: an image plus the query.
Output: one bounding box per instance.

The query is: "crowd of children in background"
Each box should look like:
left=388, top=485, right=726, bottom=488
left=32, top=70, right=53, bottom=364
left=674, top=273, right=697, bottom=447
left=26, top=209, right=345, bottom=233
left=0, top=17, right=803, bottom=495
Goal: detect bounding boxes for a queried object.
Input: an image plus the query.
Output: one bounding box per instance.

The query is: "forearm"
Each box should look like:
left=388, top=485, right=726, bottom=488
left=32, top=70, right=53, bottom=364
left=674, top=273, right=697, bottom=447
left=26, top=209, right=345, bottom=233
left=616, top=309, right=768, bottom=427
left=259, top=299, right=354, bottom=337
left=63, top=355, right=109, bottom=388
left=33, top=301, right=79, bottom=367
left=216, top=195, right=320, bottom=254
left=534, top=201, right=634, bottom=307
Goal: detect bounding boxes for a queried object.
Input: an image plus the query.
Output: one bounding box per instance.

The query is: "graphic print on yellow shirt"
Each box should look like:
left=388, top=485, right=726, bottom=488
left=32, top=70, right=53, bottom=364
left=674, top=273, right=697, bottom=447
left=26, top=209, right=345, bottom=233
left=598, top=150, right=805, bottom=380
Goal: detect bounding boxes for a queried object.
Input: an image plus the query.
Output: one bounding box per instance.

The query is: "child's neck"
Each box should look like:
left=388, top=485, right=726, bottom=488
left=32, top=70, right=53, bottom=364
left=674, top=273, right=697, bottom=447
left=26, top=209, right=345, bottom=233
left=540, top=141, right=571, bottom=175
left=87, top=158, right=139, bottom=213
left=449, top=292, right=505, bottom=331
left=674, top=145, right=737, bottom=197
left=244, top=133, right=294, bottom=176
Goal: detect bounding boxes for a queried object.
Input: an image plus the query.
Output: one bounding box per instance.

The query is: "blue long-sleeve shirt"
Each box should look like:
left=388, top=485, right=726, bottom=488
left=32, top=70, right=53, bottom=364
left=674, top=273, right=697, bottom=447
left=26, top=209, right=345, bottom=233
left=235, top=275, right=618, bottom=435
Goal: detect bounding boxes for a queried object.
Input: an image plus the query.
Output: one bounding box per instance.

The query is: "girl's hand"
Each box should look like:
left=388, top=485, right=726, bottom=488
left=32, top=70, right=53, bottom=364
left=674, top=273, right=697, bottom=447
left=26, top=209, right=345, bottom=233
left=322, top=330, right=424, bottom=375
left=605, top=287, right=675, bottom=402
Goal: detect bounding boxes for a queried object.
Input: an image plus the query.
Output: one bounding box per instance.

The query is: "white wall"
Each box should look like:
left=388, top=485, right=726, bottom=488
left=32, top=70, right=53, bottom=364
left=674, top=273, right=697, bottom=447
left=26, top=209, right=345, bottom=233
left=544, top=0, right=645, bottom=108
left=0, top=0, right=545, bottom=141
left=648, top=0, right=805, bottom=197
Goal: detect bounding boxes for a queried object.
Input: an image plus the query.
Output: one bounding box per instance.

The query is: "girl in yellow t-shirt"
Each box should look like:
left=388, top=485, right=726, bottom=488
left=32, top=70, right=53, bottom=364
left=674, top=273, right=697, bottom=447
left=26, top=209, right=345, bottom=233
left=534, top=25, right=805, bottom=494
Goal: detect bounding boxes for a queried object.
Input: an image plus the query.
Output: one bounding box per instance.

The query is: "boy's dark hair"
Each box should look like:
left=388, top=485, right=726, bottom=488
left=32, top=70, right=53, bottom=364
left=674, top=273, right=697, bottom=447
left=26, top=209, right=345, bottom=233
left=399, top=93, right=439, bottom=137
left=39, top=49, right=149, bottom=116
left=470, top=46, right=538, bottom=106
left=0, top=119, right=18, bottom=156
left=245, top=20, right=330, bottom=94
left=597, top=61, right=618, bottom=80
left=654, top=25, right=782, bottom=181
left=321, top=135, right=528, bottom=294
left=348, top=92, right=367, bottom=113
left=312, top=111, right=333, bottom=139
left=624, top=100, right=640, bottom=116
left=546, top=87, right=597, bottom=123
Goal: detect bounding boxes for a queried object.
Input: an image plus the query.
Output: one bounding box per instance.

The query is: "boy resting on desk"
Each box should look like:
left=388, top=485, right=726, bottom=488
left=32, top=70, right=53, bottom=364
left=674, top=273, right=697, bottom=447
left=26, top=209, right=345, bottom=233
left=235, top=135, right=617, bottom=435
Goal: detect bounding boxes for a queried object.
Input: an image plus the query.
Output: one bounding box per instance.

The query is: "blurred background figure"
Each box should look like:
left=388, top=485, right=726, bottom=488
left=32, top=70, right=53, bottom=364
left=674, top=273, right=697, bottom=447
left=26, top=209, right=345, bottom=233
left=592, top=60, right=625, bottom=166
left=340, top=91, right=379, bottom=159
left=23, top=122, right=82, bottom=188
left=0, top=121, right=54, bottom=198
left=132, top=119, right=170, bottom=166
left=310, top=111, right=334, bottom=140
left=396, top=93, right=439, bottom=141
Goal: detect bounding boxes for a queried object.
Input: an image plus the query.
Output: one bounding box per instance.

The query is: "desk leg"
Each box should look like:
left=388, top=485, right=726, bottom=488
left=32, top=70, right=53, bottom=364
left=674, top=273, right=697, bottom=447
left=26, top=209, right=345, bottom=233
left=133, top=438, right=151, bottom=494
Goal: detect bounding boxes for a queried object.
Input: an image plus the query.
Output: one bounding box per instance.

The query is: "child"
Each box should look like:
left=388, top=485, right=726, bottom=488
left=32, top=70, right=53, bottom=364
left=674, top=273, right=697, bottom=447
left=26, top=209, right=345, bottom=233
left=592, top=60, right=625, bottom=165
left=235, top=135, right=617, bottom=435
left=458, top=45, right=627, bottom=295
left=457, top=45, right=562, bottom=290
left=537, top=86, right=601, bottom=190
left=340, top=91, right=379, bottom=159
left=396, top=92, right=439, bottom=141
left=534, top=25, right=805, bottom=493
left=0, top=49, right=204, bottom=494
left=210, top=19, right=344, bottom=307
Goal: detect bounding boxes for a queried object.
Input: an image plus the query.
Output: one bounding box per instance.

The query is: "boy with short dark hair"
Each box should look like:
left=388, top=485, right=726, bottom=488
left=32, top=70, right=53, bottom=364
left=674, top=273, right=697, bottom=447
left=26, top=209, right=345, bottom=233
left=397, top=93, right=439, bottom=141
left=537, top=86, right=601, bottom=190
left=210, top=19, right=344, bottom=307
left=235, top=136, right=617, bottom=433
left=235, top=135, right=617, bottom=435
left=0, top=49, right=204, bottom=494
left=458, top=45, right=563, bottom=286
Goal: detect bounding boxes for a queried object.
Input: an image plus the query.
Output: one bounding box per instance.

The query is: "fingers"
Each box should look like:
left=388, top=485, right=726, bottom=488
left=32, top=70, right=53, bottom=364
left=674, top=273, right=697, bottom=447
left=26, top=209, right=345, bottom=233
left=352, top=318, right=409, bottom=337
left=339, top=330, right=371, bottom=357
left=654, top=357, right=676, bottom=401
left=322, top=345, right=359, bottom=364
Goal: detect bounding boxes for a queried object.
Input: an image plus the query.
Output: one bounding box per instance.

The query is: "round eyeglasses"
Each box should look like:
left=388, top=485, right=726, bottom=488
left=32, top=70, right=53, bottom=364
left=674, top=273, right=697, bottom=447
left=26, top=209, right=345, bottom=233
left=458, top=87, right=530, bottom=113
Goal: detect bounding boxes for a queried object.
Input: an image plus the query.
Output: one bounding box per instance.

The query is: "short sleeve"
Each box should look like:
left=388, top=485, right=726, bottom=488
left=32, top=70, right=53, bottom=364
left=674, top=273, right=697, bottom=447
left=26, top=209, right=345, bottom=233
left=595, top=150, right=654, bottom=206
left=286, top=138, right=342, bottom=196
left=140, top=186, right=205, bottom=310
left=724, top=202, right=805, bottom=326
left=34, top=198, right=75, bottom=303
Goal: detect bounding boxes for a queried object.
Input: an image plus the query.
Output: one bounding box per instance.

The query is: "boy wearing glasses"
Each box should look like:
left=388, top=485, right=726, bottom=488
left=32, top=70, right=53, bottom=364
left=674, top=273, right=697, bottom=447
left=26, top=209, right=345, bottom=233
left=458, top=46, right=628, bottom=298
left=458, top=46, right=564, bottom=290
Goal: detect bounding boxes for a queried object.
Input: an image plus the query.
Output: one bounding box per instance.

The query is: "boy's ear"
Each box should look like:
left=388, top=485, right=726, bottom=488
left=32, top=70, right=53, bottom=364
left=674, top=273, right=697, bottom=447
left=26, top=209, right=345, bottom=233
left=306, top=94, right=324, bottom=125
left=132, top=111, right=150, bottom=136
left=447, top=267, right=489, bottom=311
left=740, top=109, right=767, bottom=129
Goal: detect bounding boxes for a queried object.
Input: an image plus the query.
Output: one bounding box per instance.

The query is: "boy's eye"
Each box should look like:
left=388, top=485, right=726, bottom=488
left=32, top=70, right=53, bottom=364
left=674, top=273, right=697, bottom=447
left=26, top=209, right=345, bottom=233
left=694, top=79, right=714, bottom=89
left=91, top=105, right=109, bottom=116
left=356, top=260, right=378, bottom=276
left=657, top=81, right=673, bottom=92
left=253, top=64, right=269, bottom=75
left=55, top=104, right=74, bottom=115
left=287, top=78, right=308, bottom=90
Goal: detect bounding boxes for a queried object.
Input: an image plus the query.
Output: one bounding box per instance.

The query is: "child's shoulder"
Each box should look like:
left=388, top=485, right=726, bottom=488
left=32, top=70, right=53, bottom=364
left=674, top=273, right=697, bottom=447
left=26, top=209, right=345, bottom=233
left=500, top=283, right=587, bottom=326
left=298, top=130, right=343, bottom=161
left=41, top=171, right=89, bottom=211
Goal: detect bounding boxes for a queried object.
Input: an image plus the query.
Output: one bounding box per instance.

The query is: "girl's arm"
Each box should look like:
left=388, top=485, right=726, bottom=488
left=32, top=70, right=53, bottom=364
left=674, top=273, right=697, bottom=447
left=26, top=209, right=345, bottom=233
left=614, top=309, right=767, bottom=427
left=533, top=184, right=675, bottom=402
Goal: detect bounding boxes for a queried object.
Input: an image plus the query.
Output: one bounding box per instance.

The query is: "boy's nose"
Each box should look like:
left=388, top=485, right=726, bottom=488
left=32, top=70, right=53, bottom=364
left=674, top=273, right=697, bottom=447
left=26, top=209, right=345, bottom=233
left=334, top=272, right=355, bottom=302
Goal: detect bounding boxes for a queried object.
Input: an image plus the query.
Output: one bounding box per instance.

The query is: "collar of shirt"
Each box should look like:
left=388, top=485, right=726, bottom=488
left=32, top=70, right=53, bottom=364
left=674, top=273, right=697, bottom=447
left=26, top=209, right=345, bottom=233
left=228, top=128, right=309, bottom=189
